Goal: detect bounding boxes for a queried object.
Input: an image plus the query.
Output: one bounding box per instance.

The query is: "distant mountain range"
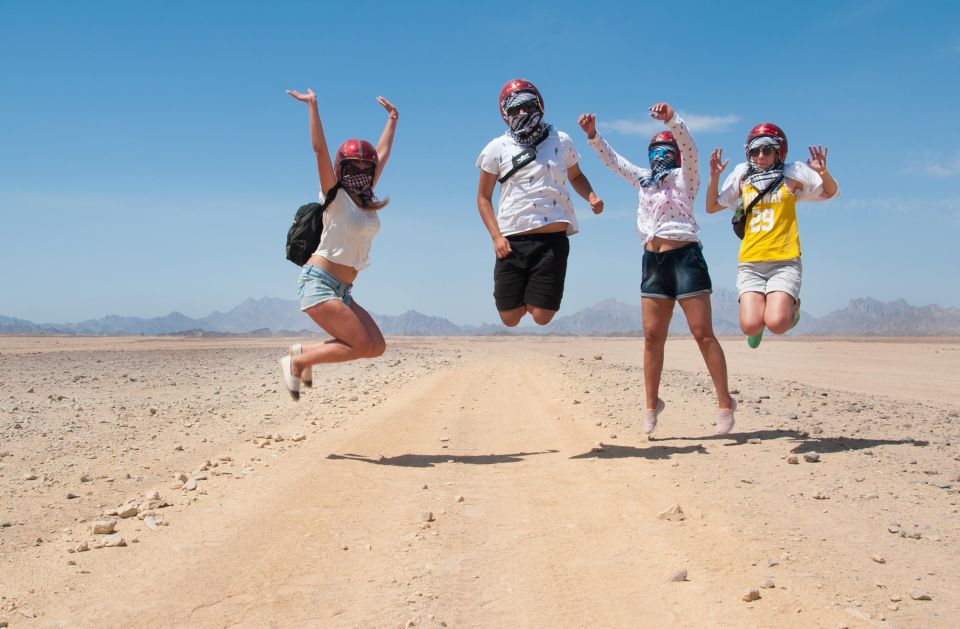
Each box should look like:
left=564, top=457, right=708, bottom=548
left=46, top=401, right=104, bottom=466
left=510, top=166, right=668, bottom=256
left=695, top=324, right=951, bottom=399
left=3, top=292, right=960, bottom=337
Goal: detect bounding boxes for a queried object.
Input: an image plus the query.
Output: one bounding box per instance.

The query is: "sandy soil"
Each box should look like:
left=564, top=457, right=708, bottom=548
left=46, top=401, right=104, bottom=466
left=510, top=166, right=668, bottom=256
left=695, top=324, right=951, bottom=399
left=1, top=335, right=958, bottom=628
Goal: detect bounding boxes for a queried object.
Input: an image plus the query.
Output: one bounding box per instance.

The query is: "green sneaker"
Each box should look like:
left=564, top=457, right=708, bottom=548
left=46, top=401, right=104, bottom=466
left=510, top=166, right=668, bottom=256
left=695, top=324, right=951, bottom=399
left=747, top=329, right=764, bottom=349
left=790, top=304, right=801, bottom=330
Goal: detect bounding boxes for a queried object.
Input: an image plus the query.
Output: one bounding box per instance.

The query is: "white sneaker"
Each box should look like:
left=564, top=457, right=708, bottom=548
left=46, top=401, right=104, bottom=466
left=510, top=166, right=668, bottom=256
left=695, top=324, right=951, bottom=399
left=290, top=343, right=312, bottom=387
left=278, top=355, right=300, bottom=401
left=644, top=398, right=665, bottom=436
left=715, top=399, right=737, bottom=435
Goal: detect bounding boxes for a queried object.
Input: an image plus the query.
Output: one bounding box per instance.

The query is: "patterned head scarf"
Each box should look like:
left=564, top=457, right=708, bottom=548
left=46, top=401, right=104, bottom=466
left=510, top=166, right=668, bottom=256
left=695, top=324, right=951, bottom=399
left=639, top=146, right=678, bottom=188
left=340, top=160, right=387, bottom=209
left=741, top=136, right=785, bottom=195
left=503, top=91, right=549, bottom=147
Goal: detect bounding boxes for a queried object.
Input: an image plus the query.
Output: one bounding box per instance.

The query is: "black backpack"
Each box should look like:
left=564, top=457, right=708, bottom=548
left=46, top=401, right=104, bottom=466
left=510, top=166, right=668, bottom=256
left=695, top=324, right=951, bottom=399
left=285, top=183, right=341, bottom=266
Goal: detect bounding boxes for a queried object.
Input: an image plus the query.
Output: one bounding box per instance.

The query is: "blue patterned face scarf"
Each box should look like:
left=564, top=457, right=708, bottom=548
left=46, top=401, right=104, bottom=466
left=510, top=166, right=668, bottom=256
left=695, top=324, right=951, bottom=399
left=503, top=91, right=549, bottom=147
left=639, top=146, right=678, bottom=188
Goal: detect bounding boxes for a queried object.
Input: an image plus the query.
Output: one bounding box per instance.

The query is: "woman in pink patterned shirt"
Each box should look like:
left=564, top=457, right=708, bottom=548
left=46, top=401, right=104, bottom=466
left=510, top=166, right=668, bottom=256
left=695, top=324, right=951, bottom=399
left=578, top=103, right=735, bottom=436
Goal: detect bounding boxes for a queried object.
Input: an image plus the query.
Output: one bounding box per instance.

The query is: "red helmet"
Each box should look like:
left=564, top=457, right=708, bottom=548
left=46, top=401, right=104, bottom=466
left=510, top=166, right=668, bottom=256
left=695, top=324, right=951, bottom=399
left=498, top=78, right=544, bottom=123
left=334, top=139, right=378, bottom=178
left=649, top=131, right=681, bottom=167
left=746, top=123, right=788, bottom=162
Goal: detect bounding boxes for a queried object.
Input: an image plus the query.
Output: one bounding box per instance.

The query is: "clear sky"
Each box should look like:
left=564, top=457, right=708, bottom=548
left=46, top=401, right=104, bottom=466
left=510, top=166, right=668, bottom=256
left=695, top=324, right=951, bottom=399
left=2, top=0, right=958, bottom=325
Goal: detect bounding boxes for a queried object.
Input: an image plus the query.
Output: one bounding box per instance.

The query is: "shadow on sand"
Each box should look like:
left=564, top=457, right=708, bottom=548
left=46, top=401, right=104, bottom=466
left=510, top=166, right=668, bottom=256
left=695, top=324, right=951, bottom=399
left=326, top=450, right=559, bottom=468
left=570, top=443, right=709, bottom=461
left=664, top=428, right=928, bottom=454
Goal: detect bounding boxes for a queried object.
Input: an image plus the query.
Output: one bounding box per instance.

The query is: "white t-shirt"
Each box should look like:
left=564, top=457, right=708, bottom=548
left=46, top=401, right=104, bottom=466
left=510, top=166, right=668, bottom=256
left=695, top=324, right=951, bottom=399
left=717, top=162, right=835, bottom=209
left=476, top=128, right=580, bottom=237
left=587, top=114, right=700, bottom=244
left=314, top=187, right=381, bottom=271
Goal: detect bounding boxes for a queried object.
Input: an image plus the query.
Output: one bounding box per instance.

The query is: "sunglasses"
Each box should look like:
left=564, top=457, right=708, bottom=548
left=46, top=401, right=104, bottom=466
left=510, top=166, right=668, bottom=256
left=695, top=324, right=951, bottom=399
left=748, top=146, right=778, bottom=158
left=342, top=159, right=376, bottom=173
left=505, top=102, right=541, bottom=116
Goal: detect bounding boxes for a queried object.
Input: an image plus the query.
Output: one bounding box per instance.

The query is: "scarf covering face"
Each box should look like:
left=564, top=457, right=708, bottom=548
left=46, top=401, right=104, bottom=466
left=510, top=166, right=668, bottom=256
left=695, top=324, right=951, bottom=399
left=741, top=136, right=784, bottom=196
left=639, top=146, right=678, bottom=188
left=503, top=91, right=549, bottom=147
left=340, top=161, right=383, bottom=208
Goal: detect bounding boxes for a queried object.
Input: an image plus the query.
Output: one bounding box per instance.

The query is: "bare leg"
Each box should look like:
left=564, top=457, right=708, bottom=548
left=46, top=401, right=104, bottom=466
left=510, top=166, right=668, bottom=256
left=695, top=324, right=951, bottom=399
left=527, top=305, right=557, bottom=326
left=764, top=291, right=798, bottom=334
left=678, top=294, right=733, bottom=409
left=642, top=297, right=675, bottom=409
left=290, top=299, right=385, bottom=376
left=498, top=306, right=527, bottom=327
left=738, top=291, right=766, bottom=336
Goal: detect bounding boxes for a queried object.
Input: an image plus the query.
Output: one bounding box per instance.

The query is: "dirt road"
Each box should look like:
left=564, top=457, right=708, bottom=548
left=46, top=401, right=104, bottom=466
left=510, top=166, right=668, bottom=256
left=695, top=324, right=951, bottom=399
left=2, top=337, right=958, bottom=627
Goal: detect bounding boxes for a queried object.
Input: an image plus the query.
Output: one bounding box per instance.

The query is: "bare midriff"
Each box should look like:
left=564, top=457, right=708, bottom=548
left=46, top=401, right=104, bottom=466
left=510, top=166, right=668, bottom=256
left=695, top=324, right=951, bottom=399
left=644, top=236, right=695, bottom=253
left=306, top=255, right=358, bottom=285
left=515, top=222, right=569, bottom=236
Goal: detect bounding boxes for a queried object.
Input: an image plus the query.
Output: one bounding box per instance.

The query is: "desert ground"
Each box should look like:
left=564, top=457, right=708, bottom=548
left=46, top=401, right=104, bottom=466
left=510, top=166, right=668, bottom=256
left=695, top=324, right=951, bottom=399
left=1, top=335, right=958, bottom=628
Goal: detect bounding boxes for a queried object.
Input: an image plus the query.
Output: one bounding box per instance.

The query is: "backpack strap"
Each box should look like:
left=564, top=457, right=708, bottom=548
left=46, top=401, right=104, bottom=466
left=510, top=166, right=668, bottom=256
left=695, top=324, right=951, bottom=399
left=497, top=132, right=550, bottom=184
left=744, top=174, right=784, bottom=214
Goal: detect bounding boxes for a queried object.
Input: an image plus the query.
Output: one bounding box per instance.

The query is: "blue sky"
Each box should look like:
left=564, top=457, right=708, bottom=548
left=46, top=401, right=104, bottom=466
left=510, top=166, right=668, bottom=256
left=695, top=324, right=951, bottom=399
left=1, top=0, right=958, bottom=325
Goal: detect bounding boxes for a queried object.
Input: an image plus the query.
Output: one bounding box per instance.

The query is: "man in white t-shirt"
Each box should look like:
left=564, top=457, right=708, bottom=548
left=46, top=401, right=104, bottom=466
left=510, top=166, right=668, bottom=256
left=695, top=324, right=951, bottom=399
left=476, top=78, right=604, bottom=327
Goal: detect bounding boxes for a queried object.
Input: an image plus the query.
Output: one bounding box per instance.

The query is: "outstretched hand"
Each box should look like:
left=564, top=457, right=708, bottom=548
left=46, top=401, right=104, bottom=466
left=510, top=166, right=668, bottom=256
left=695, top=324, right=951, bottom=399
left=286, top=89, right=316, bottom=104
left=709, top=148, right=729, bottom=177
left=578, top=113, right=597, bottom=139
left=588, top=192, right=604, bottom=214
left=648, top=102, right=674, bottom=122
left=807, top=145, right=829, bottom=174
left=377, top=96, right=399, bottom=120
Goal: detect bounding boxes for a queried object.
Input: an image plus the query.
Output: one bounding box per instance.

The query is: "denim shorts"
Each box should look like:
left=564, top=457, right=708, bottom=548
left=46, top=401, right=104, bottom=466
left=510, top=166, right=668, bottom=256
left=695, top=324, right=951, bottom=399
left=298, top=264, right=353, bottom=311
left=641, top=242, right=712, bottom=300
left=736, top=257, right=802, bottom=301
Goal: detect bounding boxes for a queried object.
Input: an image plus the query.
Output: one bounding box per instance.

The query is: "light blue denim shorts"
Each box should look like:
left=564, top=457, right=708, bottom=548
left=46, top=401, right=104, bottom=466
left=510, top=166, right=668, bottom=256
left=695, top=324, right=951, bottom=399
left=298, top=264, right=353, bottom=311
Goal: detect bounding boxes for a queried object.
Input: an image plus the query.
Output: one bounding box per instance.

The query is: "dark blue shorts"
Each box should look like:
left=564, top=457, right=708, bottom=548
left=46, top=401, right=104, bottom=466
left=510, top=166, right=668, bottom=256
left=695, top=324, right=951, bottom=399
left=641, top=242, right=712, bottom=300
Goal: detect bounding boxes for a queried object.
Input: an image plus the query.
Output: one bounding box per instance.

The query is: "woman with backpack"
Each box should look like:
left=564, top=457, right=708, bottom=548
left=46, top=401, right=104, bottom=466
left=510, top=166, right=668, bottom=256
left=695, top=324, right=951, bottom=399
left=278, top=88, right=398, bottom=401
left=706, top=123, right=838, bottom=349
left=578, top=103, right=735, bottom=436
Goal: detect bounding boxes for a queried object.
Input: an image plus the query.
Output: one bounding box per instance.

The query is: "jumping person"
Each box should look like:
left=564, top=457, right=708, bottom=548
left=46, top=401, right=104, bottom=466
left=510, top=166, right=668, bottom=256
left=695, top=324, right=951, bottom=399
left=706, top=123, right=838, bottom=348
left=578, top=103, right=735, bottom=435
left=476, top=78, right=604, bottom=327
left=279, top=89, right=398, bottom=400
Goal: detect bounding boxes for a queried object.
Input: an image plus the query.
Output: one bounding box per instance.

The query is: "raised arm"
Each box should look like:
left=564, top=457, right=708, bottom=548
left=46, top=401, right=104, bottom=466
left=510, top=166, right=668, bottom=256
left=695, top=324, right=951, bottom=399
left=663, top=110, right=699, bottom=192
left=806, top=145, right=838, bottom=199
left=578, top=113, right=648, bottom=189
left=286, top=89, right=337, bottom=196
left=706, top=148, right=730, bottom=214
left=373, top=96, right=399, bottom=186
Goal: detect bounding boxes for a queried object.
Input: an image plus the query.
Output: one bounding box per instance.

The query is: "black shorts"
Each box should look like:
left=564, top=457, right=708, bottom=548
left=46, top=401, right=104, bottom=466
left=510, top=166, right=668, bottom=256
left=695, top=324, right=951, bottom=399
left=641, top=242, right=712, bottom=300
left=494, top=232, right=570, bottom=311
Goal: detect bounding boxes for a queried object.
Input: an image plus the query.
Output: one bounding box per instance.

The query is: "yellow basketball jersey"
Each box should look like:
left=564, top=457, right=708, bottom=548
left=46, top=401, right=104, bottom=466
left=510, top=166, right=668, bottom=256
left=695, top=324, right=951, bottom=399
left=738, top=183, right=801, bottom=262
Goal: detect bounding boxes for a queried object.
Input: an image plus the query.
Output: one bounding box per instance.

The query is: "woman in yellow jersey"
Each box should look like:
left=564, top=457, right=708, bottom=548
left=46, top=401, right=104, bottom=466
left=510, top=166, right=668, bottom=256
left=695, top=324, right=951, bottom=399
left=705, top=123, right=838, bottom=348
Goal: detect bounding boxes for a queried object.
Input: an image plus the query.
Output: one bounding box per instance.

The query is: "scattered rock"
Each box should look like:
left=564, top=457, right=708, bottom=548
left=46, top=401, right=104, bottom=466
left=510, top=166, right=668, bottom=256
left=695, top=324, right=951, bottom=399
left=767, top=558, right=779, bottom=567
left=101, top=533, right=126, bottom=548
left=872, top=555, right=886, bottom=564
left=590, top=442, right=605, bottom=452
left=658, top=504, right=686, bottom=521
left=786, top=456, right=799, bottom=465
left=909, top=588, right=931, bottom=601
left=742, top=589, right=761, bottom=602
left=421, top=511, right=434, bottom=522
left=803, top=453, right=821, bottom=463
left=64, top=491, right=79, bottom=500
left=888, top=524, right=901, bottom=534
left=117, top=503, right=139, bottom=519
left=144, top=516, right=158, bottom=531
left=760, top=577, right=776, bottom=589
left=92, top=519, right=117, bottom=535
left=887, top=603, right=899, bottom=611
left=79, top=474, right=93, bottom=483
left=455, top=495, right=464, bottom=503
left=593, top=354, right=603, bottom=360
left=291, top=433, right=306, bottom=442
left=748, top=438, right=762, bottom=444
left=75, top=540, right=89, bottom=552
left=184, top=478, right=198, bottom=491
left=667, top=569, right=687, bottom=582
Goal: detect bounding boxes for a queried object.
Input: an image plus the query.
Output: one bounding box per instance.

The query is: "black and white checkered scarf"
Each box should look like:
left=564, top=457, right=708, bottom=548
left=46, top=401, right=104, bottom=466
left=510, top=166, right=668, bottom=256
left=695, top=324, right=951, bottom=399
left=639, top=146, right=678, bottom=188
left=503, top=91, right=549, bottom=147
left=741, top=136, right=784, bottom=196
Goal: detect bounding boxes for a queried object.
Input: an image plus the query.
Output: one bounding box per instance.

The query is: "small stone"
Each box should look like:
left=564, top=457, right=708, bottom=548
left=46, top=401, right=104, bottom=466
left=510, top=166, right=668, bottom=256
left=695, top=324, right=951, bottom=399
left=889, top=595, right=902, bottom=602
left=455, top=495, right=464, bottom=503
left=803, top=453, right=821, bottom=463
left=117, top=504, right=139, bottom=519
left=748, top=438, right=762, bottom=444
left=102, top=533, right=126, bottom=547
left=421, top=511, right=434, bottom=522
left=667, top=569, right=688, bottom=582
left=291, top=433, right=306, bottom=442
left=145, top=489, right=160, bottom=501
left=64, top=491, right=79, bottom=499
left=92, top=519, right=117, bottom=534
left=887, top=603, right=899, bottom=611
left=79, top=474, right=93, bottom=483
left=174, top=445, right=184, bottom=452
left=593, top=354, right=603, bottom=360
left=658, top=504, right=686, bottom=521
left=591, top=442, right=605, bottom=452
left=767, top=558, right=779, bottom=567
left=888, top=524, right=900, bottom=534
left=75, top=540, right=89, bottom=552
left=872, top=554, right=886, bottom=564
left=184, top=478, right=198, bottom=491
left=742, top=589, right=761, bottom=602
left=909, top=588, right=931, bottom=601
left=23, top=472, right=38, bottom=480
left=786, top=456, right=799, bottom=465
left=144, top=516, right=158, bottom=531
left=760, top=577, right=775, bottom=589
